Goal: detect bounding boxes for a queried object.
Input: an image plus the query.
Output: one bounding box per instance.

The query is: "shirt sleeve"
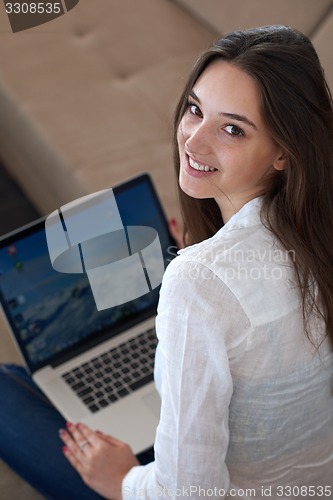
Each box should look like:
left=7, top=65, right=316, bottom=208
left=122, top=257, right=249, bottom=499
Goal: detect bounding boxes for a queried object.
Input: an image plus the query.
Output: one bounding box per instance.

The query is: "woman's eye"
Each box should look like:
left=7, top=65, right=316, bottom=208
left=224, top=124, right=244, bottom=137
left=189, top=104, right=202, bottom=118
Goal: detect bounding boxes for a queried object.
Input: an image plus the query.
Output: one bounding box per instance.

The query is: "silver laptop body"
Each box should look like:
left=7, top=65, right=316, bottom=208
left=0, top=173, right=176, bottom=454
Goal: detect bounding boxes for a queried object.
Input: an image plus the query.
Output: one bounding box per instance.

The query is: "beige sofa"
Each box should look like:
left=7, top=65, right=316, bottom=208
left=0, top=0, right=332, bottom=497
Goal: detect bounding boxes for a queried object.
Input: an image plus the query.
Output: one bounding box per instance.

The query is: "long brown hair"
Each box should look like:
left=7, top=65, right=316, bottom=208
left=173, top=25, right=333, bottom=345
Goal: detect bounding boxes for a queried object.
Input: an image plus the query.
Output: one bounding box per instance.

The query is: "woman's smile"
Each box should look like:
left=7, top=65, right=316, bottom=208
left=185, top=154, right=219, bottom=177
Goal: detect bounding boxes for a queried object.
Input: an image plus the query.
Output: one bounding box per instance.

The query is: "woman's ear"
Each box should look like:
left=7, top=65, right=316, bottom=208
left=273, top=150, right=288, bottom=171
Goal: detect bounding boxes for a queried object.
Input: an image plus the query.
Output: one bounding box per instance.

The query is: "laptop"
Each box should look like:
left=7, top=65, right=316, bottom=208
left=0, top=173, right=177, bottom=454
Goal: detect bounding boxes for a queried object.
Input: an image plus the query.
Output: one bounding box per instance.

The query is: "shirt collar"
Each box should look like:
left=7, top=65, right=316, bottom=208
left=178, top=196, right=263, bottom=256
left=216, top=196, right=263, bottom=236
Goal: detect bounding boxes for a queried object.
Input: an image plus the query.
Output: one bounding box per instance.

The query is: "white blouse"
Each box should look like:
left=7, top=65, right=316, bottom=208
left=122, top=197, right=333, bottom=499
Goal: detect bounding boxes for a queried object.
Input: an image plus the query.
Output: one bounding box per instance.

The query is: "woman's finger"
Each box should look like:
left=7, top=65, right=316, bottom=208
left=59, top=422, right=95, bottom=460
left=59, top=428, right=87, bottom=464
left=71, top=422, right=101, bottom=448
left=93, top=429, right=128, bottom=447
left=62, top=444, right=85, bottom=475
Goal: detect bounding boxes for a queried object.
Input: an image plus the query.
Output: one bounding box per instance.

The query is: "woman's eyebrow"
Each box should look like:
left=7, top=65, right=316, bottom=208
left=220, top=112, right=258, bottom=130
left=189, top=89, right=258, bottom=130
left=189, top=90, right=200, bottom=102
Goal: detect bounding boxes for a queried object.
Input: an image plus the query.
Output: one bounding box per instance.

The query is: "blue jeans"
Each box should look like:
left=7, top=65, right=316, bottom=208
left=0, top=364, right=154, bottom=499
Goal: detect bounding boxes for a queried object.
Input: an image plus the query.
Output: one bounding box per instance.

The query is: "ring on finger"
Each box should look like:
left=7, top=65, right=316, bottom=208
left=79, top=440, right=91, bottom=452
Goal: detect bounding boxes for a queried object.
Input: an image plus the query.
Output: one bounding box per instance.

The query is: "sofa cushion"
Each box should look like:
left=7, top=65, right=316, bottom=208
left=175, top=0, right=333, bottom=91
left=0, top=461, right=43, bottom=500
left=0, top=0, right=214, bottom=215
left=174, top=0, right=333, bottom=37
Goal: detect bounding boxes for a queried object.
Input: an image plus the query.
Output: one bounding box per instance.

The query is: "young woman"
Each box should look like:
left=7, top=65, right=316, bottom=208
left=1, top=25, right=333, bottom=499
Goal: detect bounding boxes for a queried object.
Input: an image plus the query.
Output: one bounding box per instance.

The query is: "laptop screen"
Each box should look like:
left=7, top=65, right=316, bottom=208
left=0, top=174, right=177, bottom=372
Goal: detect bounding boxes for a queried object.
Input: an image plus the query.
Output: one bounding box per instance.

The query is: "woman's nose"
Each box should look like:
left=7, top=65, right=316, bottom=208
left=182, top=119, right=213, bottom=155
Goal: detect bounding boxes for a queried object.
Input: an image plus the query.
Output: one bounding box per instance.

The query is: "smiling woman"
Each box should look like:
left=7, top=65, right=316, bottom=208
left=174, top=26, right=333, bottom=347
left=0, top=25, right=333, bottom=500
left=177, top=61, right=286, bottom=221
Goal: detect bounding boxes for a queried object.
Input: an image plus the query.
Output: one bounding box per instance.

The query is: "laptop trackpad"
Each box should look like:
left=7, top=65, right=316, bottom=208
left=142, top=391, right=161, bottom=418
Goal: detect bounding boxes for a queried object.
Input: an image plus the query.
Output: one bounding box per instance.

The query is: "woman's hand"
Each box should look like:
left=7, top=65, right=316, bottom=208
left=59, top=422, right=139, bottom=500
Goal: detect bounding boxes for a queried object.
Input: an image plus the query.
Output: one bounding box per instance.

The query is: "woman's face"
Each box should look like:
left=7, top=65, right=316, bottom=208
left=177, top=60, right=286, bottom=221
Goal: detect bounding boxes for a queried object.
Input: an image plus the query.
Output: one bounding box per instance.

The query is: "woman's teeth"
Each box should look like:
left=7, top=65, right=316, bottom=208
left=189, top=157, right=217, bottom=172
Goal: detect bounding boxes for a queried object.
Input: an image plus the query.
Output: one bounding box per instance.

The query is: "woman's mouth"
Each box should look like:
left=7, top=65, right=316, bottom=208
left=189, top=157, right=218, bottom=172
left=185, top=156, right=218, bottom=176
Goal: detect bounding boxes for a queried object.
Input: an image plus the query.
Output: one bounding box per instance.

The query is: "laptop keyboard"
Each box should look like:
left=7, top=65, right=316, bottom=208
left=62, top=327, right=157, bottom=413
